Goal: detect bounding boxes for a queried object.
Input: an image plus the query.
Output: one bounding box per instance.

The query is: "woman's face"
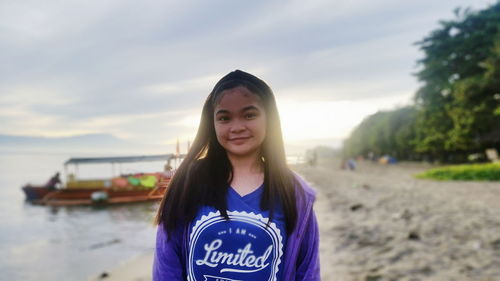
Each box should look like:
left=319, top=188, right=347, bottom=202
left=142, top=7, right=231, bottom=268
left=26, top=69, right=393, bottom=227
left=213, top=86, right=266, bottom=159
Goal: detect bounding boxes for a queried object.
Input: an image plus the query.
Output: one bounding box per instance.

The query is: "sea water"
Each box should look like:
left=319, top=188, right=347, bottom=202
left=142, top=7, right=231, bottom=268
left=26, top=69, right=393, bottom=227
left=0, top=152, right=161, bottom=281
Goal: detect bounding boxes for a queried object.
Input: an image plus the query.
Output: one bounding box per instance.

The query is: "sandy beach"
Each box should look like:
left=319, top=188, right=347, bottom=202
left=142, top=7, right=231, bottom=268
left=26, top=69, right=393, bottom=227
left=295, top=159, right=500, bottom=281
left=88, top=159, right=500, bottom=281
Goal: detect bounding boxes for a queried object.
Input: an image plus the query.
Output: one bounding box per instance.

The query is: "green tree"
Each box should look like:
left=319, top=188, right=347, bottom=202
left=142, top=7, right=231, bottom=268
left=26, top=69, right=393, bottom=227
left=342, top=106, right=417, bottom=160
left=343, top=2, right=500, bottom=163
left=414, top=2, right=500, bottom=159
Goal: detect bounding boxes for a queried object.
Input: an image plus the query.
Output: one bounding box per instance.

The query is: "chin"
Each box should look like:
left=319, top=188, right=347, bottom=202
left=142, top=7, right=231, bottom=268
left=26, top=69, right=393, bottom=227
left=226, top=146, right=259, bottom=158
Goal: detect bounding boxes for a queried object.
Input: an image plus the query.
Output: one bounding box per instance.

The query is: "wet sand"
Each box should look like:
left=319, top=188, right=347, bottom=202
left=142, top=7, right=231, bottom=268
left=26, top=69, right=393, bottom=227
left=87, top=251, right=153, bottom=281
left=88, top=159, right=500, bottom=281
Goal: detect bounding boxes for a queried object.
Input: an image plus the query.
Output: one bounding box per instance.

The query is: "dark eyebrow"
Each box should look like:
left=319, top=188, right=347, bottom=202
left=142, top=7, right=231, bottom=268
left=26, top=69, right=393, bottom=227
left=215, top=109, right=230, bottom=115
left=242, top=105, right=259, bottom=112
left=215, top=105, right=260, bottom=115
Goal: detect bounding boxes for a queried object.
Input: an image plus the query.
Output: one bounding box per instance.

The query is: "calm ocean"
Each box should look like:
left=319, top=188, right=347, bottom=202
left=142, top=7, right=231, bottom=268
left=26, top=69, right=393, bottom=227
left=0, top=152, right=163, bottom=281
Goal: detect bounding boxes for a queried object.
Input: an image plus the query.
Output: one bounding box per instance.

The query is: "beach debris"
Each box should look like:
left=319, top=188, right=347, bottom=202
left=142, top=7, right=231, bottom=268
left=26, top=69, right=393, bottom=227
left=350, top=203, right=364, bottom=211
left=389, top=248, right=414, bottom=263
left=408, top=231, right=420, bottom=241
left=369, top=265, right=384, bottom=272
left=470, top=240, right=481, bottom=250
left=89, top=238, right=122, bottom=250
left=99, top=272, right=109, bottom=279
left=364, top=274, right=382, bottom=281
left=491, top=238, right=500, bottom=250
left=410, top=266, right=434, bottom=276
left=400, top=209, right=412, bottom=222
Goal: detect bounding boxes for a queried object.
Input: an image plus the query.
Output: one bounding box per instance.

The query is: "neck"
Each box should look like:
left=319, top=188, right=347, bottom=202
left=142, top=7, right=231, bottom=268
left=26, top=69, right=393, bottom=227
left=227, top=151, right=263, bottom=176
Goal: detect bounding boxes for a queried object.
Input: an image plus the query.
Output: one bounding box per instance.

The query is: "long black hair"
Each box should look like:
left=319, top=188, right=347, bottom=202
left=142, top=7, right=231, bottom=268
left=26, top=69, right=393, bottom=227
left=154, top=70, right=298, bottom=235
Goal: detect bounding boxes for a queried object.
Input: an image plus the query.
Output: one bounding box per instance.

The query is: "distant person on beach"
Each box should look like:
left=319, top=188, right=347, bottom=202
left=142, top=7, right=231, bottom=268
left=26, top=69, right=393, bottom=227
left=340, top=158, right=356, bottom=170
left=347, top=158, right=357, bottom=170
left=153, top=70, right=320, bottom=280
left=162, top=162, right=174, bottom=178
left=308, top=149, right=318, bottom=166
left=164, top=163, right=172, bottom=171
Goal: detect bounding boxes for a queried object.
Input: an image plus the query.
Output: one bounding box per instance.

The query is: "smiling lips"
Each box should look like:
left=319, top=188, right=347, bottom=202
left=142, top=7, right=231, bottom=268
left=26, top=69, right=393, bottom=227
left=228, top=136, right=251, bottom=143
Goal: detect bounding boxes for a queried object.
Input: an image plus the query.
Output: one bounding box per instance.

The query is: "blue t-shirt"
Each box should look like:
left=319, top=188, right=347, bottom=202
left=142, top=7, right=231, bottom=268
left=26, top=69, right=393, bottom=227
left=187, top=184, right=287, bottom=281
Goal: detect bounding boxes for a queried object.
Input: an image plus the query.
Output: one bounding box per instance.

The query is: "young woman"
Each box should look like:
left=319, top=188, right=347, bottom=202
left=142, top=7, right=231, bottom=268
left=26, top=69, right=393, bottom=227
left=153, top=70, right=320, bottom=281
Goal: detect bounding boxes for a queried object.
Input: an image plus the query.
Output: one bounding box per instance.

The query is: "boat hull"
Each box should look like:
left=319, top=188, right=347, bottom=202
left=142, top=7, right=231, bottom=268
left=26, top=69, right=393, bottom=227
left=38, top=186, right=167, bottom=206
left=22, top=186, right=53, bottom=201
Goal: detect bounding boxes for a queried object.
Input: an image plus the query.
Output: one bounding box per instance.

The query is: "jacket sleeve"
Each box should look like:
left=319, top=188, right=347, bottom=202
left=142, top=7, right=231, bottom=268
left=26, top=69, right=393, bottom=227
left=152, top=223, right=185, bottom=281
left=295, top=208, right=321, bottom=280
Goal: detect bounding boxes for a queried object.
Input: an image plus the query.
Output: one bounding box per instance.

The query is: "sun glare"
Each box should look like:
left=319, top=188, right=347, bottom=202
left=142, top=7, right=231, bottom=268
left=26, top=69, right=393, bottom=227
left=278, top=96, right=410, bottom=142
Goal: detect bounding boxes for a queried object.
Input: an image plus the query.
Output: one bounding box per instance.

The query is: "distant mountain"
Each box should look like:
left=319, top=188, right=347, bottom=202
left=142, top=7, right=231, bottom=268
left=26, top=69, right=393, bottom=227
left=0, top=133, right=122, bottom=145
left=0, top=133, right=167, bottom=155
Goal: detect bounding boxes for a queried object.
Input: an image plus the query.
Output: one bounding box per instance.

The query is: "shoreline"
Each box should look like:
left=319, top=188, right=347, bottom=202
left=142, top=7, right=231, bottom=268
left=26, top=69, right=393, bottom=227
left=86, top=251, right=153, bottom=281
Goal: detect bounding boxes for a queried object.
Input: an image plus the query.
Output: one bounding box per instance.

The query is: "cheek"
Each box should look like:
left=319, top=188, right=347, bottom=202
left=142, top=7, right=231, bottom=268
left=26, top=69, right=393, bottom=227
left=214, top=124, right=226, bottom=141
left=261, top=124, right=267, bottom=139
left=253, top=119, right=267, bottom=138
left=260, top=116, right=267, bottom=131
left=259, top=113, right=267, bottom=137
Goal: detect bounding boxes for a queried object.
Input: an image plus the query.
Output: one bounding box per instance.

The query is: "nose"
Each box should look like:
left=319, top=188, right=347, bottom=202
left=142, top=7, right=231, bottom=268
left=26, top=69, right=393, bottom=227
left=230, top=119, right=246, bottom=134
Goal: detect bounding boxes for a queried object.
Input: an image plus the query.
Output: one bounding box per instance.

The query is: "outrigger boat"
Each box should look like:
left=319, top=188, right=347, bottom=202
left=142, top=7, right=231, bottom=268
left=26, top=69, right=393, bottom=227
left=22, top=153, right=181, bottom=206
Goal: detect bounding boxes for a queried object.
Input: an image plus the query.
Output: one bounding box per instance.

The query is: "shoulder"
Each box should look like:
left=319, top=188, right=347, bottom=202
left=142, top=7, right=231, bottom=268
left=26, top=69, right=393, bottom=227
left=290, top=171, right=316, bottom=204
left=156, top=221, right=185, bottom=245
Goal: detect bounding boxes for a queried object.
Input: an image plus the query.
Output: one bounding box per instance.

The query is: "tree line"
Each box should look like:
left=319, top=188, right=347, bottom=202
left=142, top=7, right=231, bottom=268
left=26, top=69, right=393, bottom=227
left=343, top=2, right=500, bottom=163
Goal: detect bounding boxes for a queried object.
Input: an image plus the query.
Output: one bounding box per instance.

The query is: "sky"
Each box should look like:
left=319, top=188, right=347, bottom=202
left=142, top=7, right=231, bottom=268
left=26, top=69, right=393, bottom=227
left=0, top=0, right=495, bottom=154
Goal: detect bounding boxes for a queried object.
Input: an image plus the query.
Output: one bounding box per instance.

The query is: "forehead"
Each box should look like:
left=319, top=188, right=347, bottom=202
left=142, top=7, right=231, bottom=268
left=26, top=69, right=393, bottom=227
left=214, top=86, right=263, bottom=111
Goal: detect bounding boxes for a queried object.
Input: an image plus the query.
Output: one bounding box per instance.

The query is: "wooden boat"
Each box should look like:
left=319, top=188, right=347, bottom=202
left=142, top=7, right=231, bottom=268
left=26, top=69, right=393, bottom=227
left=38, top=185, right=168, bottom=206
left=24, top=153, right=181, bottom=206
left=22, top=185, right=53, bottom=201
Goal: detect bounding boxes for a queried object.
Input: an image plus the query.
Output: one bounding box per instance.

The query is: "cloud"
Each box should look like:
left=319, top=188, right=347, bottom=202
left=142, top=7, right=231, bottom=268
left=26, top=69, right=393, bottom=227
left=0, top=0, right=494, bottom=152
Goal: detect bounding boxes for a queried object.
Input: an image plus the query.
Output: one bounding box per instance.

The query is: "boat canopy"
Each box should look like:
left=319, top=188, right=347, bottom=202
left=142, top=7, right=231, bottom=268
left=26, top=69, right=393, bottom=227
left=64, top=154, right=177, bottom=166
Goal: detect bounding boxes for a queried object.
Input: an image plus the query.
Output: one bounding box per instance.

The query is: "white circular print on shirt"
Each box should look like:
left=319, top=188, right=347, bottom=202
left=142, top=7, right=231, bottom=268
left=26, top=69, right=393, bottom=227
left=188, top=210, right=284, bottom=281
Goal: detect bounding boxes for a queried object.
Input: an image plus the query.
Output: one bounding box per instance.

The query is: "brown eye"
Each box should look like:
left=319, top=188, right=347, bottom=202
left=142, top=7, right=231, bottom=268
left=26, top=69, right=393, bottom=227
left=245, top=112, right=257, bottom=119
left=217, top=116, right=230, bottom=122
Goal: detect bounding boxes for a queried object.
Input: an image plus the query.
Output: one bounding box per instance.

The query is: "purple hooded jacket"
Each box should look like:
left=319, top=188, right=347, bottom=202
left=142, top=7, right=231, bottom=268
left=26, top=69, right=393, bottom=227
left=152, top=173, right=321, bottom=280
